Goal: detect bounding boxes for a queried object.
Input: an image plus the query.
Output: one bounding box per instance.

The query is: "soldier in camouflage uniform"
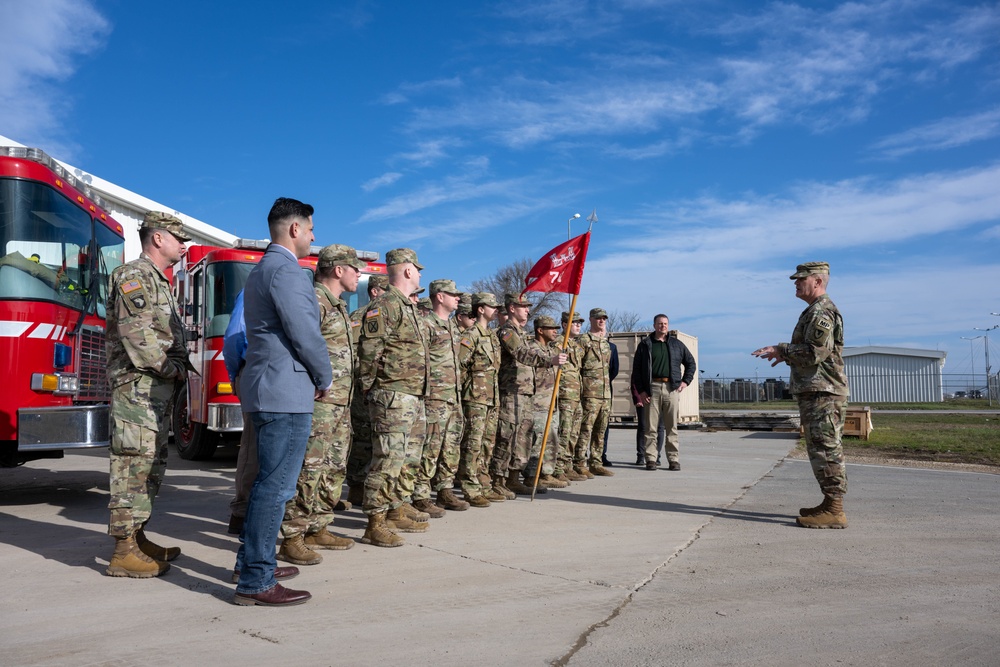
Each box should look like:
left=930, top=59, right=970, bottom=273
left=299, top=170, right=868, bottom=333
left=555, top=311, right=586, bottom=482
left=526, top=316, right=569, bottom=490
left=455, top=294, right=475, bottom=332
left=277, top=245, right=365, bottom=565
left=412, top=279, right=469, bottom=515
left=358, top=249, right=431, bottom=546
left=346, top=273, right=388, bottom=506
left=754, top=262, right=850, bottom=529
left=490, top=294, right=567, bottom=496
left=105, top=212, right=192, bottom=578
left=457, top=292, right=506, bottom=506
left=575, top=308, right=615, bottom=477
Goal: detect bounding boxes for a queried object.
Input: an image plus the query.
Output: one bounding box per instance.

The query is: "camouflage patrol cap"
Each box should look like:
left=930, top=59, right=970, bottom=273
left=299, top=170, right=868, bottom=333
left=385, top=248, right=424, bottom=270
left=456, top=294, right=473, bottom=315
left=429, top=279, right=463, bottom=296
left=561, top=311, right=585, bottom=324
left=534, top=315, right=559, bottom=330
left=141, top=211, right=191, bottom=242
left=497, top=304, right=508, bottom=315
left=411, top=287, right=426, bottom=296
left=789, top=261, right=830, bottom=280
left=472, top=292, right=500, bottom=309
left=505, top=292, right=532, bottom=307
left=317, top=244, right=366, bottom=270
left=368, top=274, right=389, bottom=291
left=418, top=297, right=433, bottom=309
left=590, top=307, right=608, bottom=319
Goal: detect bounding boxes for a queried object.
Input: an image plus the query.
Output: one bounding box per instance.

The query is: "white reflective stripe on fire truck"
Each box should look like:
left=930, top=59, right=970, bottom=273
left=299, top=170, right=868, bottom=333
left=53, top=325, right=65, bottom=340
left=28, top=323, right=55, bottom=339
left=0, top=321, right=33, bottom=337
left=202, top=350, right=224, bottom=362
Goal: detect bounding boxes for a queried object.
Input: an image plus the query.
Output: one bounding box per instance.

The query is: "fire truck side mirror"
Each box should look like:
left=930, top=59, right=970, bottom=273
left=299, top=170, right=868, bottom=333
left=185, top=327, right=199, bottom=343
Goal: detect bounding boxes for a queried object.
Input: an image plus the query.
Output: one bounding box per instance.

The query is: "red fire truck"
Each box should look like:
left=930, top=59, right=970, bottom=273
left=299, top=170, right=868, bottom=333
left=172, top=240, right=385, bottom=460
left=0, top=146, right=126, bottom=466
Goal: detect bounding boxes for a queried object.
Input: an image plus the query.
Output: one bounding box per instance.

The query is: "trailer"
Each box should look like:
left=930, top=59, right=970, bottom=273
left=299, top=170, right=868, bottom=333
left=608, top=330, right=700, bottom=425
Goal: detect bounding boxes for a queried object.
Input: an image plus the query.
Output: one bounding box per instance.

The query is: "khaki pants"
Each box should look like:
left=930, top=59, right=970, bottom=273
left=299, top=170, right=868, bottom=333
left=644, top=382, right=679, bottom=463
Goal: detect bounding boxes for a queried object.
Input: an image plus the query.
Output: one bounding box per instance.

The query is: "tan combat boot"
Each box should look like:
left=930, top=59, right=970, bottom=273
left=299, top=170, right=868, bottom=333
left=506, top=471, right=534, bottom=495
left=436, top=488, right=470, bottom=511
left=796, top=496, right=848, bottom=529
left=400, top=502, right=431, bottom=522
left=574, top=464, right=595, bottom=479
left=553, top=472, right=573, bottom=485
left=491, top=473, right=517, bottom=500
left=278, top=534, right=323, bottom=565
left=564, top=468, right=587, bottom=481
left=799, top=495, right=832, bottom=517
left=361, top=512, right=404, bottom=547
left=589, top=464, right=615, bottom=477
left=538, top=473, right=568, bottom=489
left=413, top=498, right=447, bottom=518
left=482, top=486, right=506, bottom=503
left=465, top=493, right=491, bottom=508
left=387, top=506, right=429, bottom=532
left=303, top=527, right=354, bottom=550
left=106, top=536, right=170, bottom=578
left=135, top=528, right=181, bottom=562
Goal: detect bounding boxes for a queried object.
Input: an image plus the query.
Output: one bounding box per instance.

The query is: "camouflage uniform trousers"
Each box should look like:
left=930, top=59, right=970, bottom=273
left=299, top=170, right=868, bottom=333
left=280, top=402, right=352, bottom=538
left=798, top=392, right=848, bottom=496
left=108, top=374, right=177, bottom=537
left=414, top=398, right=464, bottom=501
left=491, top=392, right=534, bottom=476
left=346, top=386, right=372, bottom=489
left=556, top=397, right=582, bottom=475
left=364, top=389, right=426, bottom=515
left=577, top=397, right=611, bottom=468
left=526, top=394, right=559, bottom=478
left=458, top=402, right=497, bottom=497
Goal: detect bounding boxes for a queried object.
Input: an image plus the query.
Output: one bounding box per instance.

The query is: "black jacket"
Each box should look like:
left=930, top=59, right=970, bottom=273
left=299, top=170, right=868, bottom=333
left=630, top=332, right=696, bottom=397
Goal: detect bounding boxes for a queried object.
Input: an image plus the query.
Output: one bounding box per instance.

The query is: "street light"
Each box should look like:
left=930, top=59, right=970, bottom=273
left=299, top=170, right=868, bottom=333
left=973, top=324, right=999, bottom=406
left=566, top=213, right=580, bottom=310
left=961, top=335, right=986, bottom=402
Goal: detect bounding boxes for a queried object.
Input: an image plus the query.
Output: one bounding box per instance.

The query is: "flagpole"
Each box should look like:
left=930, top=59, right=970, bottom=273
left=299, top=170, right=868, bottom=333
left=531, top=292, right=579, bottom=500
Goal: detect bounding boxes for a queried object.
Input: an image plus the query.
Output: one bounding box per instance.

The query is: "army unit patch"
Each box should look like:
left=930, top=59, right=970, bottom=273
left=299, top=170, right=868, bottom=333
left=363, top=308, right=384, bottom=337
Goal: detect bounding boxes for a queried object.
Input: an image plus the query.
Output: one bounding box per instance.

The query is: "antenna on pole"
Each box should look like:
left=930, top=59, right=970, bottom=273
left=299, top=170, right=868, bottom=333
left=586, top=209, right=598, bottom=232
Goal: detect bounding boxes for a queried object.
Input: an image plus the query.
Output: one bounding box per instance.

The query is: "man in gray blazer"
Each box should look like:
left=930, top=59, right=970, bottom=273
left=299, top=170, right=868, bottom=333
left=233, top=198, right=332, bottom=607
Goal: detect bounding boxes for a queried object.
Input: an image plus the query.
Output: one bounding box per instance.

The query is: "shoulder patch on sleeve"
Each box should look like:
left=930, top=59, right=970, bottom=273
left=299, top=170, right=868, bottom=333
left=120, top=279, right=142, bottom=294
left=118, top=278, right=149, bottom=315
left=500, top=329, right=513, bottom=342
left=363, top=309, right=385, bottom=337
left=460, top=337, right=474, bottom=349
left=817, top=319, right=832, bottom=331
left=351, top=319, right=362, bottom=329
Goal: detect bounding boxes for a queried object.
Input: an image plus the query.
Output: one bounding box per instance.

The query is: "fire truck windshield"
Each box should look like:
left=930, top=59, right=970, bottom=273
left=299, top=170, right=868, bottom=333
left=94, top=222, right=125, bottom=317
left=204, top=260, right=254, bottom=337
left=0, top=177, right=95, bottom=311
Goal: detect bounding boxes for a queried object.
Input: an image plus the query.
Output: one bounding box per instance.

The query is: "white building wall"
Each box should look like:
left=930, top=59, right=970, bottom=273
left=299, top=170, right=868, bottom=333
left=843, top=347, right=946, bottom=403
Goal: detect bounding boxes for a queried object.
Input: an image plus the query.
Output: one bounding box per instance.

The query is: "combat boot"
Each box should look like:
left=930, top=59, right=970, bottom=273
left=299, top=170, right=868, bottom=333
left=799, top=495, right=832, bottom=517
left=135, top=528, right=181, bottom=562
left=538, top=473, right=568, bottom=489
left=553, top=472, right=573, bottom=485
left=796, top=496, right=848, bottom=529
left=436, top=488, right=470, bottom=511
left=334, top=498, right=352, bottom=511
left=564, top=468, right=587, bottom=482
left=465, top=493, right=491, bottom=508
left=278, top=534, right=323, bottom=565
left=574, top=465, right=595, bottom=479
left=361, top=512, right=404, bottom=547
left=482, top=486, right=506, bottom=503
left=400, top=502, right=431, bottom=522
left=106, top=536, right=170, bottom=578
left=413, top=498, right=446, bottom=518
left=491, top=473, right=517, bottom=500
left=303, top=527, right=354, bottom=550
left=589, top=464, right=615, bottom=477
left=387, top=506, right=429, bottom=533
left=507, top=471, right=546, bottom=495
left=346, top=484, right=364, bottom=506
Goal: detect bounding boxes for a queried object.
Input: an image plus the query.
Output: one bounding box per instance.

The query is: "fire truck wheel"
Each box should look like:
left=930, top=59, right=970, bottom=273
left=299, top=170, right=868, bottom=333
left=172, top=391, right=219, bottom=461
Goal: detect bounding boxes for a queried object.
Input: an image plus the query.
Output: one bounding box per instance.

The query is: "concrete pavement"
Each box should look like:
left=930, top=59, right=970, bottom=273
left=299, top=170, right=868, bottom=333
left=1, top=428, right=997, bottom=666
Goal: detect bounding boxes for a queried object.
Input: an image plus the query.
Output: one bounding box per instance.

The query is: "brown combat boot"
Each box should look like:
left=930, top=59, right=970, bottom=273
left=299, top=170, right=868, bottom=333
left=436, top=488, right=470, bottom=511
left=278, top=534, right=323, bottom=565
left=361, top=512, right=404, bottom=547
left=564, top=468, right=587, bottom=481
left=304, top=527, right=354, bottom=550
left=106, top=536, right=170, bottom=578
left=589, top=464, right=615, bottom=477
left=482, top=486, right=506, bottom=502
left=334, top=498, right=352, bottom=511
left=799, top=495, right=832, bottom=517
left=574, top=464, right=595, bottom=479
left=387, top=506, right=429, bottom=532
left=553, top=472, right=573, bottom=485
left=507, top=471, right=546, bottom=495
left=413, top=498, right=446, bottom=518
left=135, top=528, right=181, bottom=562
left=796, top=496, right=848, bottom=529
left=491, top=473, right=517, bottom=500
left=400, top=502, right=431, bottom=522
left=538, top=473, right=568, bottom=489
left=346, top=484, right=364, bottom=506
left=465, top=493, right=491, bottom=508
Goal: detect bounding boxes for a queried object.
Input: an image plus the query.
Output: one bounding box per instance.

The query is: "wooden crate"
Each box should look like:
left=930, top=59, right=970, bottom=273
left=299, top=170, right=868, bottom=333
left=843, top=406, right=873, bottom=440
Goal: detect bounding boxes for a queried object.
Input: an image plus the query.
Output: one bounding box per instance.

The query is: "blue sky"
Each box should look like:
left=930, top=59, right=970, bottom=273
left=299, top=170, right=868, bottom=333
left=2, top=0, right=999, bottom=380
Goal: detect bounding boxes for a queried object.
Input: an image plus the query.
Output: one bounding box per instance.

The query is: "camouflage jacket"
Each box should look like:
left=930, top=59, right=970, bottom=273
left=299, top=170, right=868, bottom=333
left=422, top=310, right=462, bottom=404
left=778, top=294, right=849, bottom=397
left=458, top=322, right=500, bottom=406
left=497, top=321, right=554, bottom=396
left=315, top=283, right=355, bottom=406
left=552, top=336, right=581, bottom=401
left=530, top=338, right=556, bottom=406
left=106, top=254, right=188, bottom=387
left=358, top=285, right=429, bottom=396
left=577, top=332, right=612, bottom=399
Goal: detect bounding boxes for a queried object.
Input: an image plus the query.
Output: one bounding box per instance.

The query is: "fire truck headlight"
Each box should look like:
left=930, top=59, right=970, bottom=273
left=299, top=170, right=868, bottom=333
left=216, top=382, right=234, bottom=395
left=31, top=373, right=78, bottom=395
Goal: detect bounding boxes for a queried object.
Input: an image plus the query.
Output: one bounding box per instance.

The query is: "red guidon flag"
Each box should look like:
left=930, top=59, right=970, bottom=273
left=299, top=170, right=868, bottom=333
left=521, top=231, right=591, bottom=297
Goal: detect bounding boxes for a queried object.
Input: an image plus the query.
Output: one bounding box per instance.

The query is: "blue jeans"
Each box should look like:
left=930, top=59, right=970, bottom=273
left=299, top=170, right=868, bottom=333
left=235, top=411, right=312, bottom=594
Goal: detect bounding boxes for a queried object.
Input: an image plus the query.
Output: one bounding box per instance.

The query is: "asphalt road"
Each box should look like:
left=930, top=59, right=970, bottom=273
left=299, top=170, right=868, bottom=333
left=1, top=428, right=997, bottom=666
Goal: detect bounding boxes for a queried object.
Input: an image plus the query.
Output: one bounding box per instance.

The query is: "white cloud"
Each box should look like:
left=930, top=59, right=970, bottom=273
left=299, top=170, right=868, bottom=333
left=869, top=107, right=1000, bottom=158
left=361, top=172, right=403, bottom=192
left=0, top=1, right=110, bottom=159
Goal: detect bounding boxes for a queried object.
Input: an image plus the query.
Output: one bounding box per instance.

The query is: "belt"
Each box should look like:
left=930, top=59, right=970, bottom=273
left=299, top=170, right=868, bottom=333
left=653, top=377, right=671, bottom=383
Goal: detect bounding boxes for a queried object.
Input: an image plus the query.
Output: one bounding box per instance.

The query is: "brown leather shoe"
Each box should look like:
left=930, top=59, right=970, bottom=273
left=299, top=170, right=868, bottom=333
left=231, top=566, right=300, bottom=584
left=668, top=461, right=681, bottom=471
left=233, top=583, right=311, bottom=607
